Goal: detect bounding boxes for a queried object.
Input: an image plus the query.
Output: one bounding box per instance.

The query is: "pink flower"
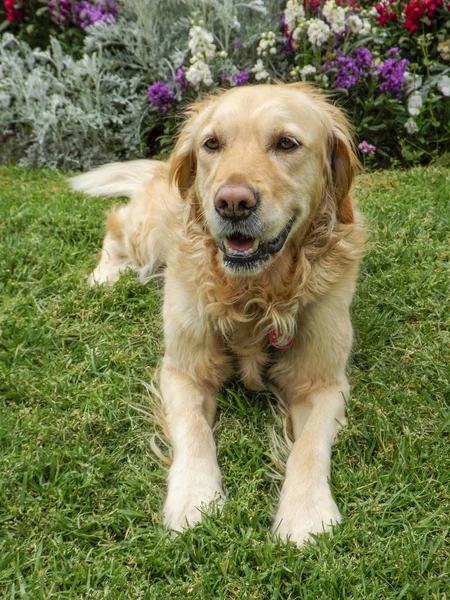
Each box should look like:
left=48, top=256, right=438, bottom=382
left=4, top=0, right=26, bottom=21
left=358, top=141, right=376, bottom=155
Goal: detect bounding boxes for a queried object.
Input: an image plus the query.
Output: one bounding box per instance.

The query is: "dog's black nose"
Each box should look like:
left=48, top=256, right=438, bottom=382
left=214, top=184, right=259, bottom=221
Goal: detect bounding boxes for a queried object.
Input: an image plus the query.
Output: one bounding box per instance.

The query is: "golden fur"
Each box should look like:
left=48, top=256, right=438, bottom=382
left=71, top=83, right=365, bottom=546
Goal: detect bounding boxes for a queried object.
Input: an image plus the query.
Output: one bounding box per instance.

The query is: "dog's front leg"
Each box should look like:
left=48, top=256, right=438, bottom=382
left=270, top=291, right=353, bottom=546
left=272, top=383, right=348, bottom=546
left=160, top=356, right=226, bottom=532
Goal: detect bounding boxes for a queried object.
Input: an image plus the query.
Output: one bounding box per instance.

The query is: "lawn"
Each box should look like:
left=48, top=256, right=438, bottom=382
left=0, top=165, right=449, bottom=599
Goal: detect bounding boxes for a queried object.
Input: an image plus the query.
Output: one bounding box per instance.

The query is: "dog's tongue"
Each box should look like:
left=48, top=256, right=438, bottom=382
left=227, top=236, right=255, bottom=251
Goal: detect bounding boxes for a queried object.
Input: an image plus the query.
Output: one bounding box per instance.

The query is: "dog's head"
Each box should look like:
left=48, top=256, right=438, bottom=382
left=170, top=83, right=358, bottom=275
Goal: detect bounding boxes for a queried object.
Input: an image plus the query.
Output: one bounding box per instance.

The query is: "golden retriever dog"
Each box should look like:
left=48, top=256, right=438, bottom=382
left=71, top=83, right=365, bottom=546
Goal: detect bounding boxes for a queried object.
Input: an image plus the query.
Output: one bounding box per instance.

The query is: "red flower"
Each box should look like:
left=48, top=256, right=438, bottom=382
left=4, top=0, right=26, bottom=21
left=303, top=0, right=320, bottom=9
left=404, top=0, right=442, bottom=32
left=375, top=0, right=397, bottom=26
left=404, top=0, right=425, bottom=31
left=337, top=0, right=361, bottom=7
left=423, top=0, right=443, bottom=16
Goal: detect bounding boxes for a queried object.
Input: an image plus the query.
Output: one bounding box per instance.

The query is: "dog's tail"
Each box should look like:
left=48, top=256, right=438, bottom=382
left=69, top=160, right=161, bottom=199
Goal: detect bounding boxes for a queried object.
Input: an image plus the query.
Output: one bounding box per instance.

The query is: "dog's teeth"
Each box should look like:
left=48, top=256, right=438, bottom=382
left=223, top=239, right=259, bottom=256
left=242, top=240, right=259, bottom=255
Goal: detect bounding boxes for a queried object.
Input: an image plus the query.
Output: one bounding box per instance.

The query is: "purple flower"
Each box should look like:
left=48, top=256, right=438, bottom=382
left=232, top=70, right=249, bottom=86
left=358, top=141, right=376, bottom=155
left=326, top=47, right=372, bottom=90
left=376, top=55, right=410, bottom=99
left=352, top=47, right=372, bottom=70
left=387, top=47, right=399, bottom=56
left=147, top=81, right=176, bottom=113
left=335, top=56, right=360, bottom=89
left=49, top=0, right=117, bottom=30
left=235, top=41, right=244, bottom=49
left=75, top=0, right=117, bottom=30
left=76, top=2, right=102, bottom=28
left=327, top=54, right=359, bottom=89
left=175, top=67, right=188, bottom=93
left=282, top=35, right=295, bottom=56
left=221, top=70, right=250, bottom=87
left=48, top=0, right=73, bottom=27
left=80, top=1, right=116, bottom=29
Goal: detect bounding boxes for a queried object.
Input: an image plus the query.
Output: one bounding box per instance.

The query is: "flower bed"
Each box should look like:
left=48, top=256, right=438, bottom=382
left=1, top=0, right=449, bottom=169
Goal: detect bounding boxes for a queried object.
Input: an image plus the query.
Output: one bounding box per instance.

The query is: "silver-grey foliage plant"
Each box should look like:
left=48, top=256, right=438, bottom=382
left=0, top=32, right=149, bottom=170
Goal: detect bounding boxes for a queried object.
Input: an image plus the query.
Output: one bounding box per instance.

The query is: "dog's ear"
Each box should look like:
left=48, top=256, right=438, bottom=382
left=169, top=120, right=197, bottom=199
left=286, top=83, right=359, bottom=224
left=325, top=104, right=360, bottom=224
left=169, top=97, right=215, bottom=199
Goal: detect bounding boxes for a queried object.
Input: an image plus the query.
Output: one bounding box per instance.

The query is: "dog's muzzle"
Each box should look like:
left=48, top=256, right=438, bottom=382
left=213, top=184, right=295, bottom=272
left=217, top=217, right=296, bottom=272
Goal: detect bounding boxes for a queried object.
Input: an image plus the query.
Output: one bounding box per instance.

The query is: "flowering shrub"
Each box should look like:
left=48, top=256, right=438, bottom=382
left=1, top=0, right=449, bottom=170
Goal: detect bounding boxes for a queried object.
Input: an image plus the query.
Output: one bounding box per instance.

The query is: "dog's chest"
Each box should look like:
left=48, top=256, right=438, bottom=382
left=205, top=276, right=301, bottom=390
left=226, top=322, right=287, bottom=391
left=228, top=336, right=268, bottom=391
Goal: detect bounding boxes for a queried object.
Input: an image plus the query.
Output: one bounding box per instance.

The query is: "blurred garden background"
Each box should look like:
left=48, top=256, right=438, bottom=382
left=1, top=0, right=449, bottom=170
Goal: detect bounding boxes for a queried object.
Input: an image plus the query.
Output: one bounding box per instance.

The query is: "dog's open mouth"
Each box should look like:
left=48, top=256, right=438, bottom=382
left=217, top=217, right=295, bottom=270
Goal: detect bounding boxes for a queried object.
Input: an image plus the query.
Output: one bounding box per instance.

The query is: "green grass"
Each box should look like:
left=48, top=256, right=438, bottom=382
left=1, top=165, right=449, bottom=599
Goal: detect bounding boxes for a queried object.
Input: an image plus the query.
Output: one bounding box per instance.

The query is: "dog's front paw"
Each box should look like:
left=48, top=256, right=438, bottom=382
left=272, top=487, right=341, bottom=546
left=88, top=265, right=122, bottom=286
left=163, top=463, right=225, bottom=532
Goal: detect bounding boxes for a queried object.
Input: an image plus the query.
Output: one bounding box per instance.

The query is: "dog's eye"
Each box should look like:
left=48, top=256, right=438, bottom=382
left=277, top=136, right=300, bottom=152
left=203, top=137, right=221, bottom=152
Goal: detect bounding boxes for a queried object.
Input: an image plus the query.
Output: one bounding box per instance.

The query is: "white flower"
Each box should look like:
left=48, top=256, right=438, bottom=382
left=347, top=14, right=363, bottom=34
left=437, top=75, right=450, bottom=97
left=218, top=50, right=228, bottom=58
left=407, top=92, right=423, bottom=116
left=322, top=0, right=346, bottom=34
left=284, top=0, right=306, bottom=34
left=437, top=40, right=450, bottom=62
left=186, top=55, right=214, bottom=87
left=307, top=19, right=331, bottom=48
left=359, top=19, right=373, bottom=36
left=318, top=73, right=330, bottom=88
left=353, top=7, right=376, bottom=35
left=405, top=118, right=419, bottom=134
left=299, top=64, right=317, bottom=81
left=188, top=25, right=216, bottom=60
left=252, top=58, right=270, bottom=81
left=292, top=23, right=307, bottom=40
left=259, top=39, right=269, bottom=51
left=256, top=31, right=276, bottom=57
left=404, top=72, right=423, bottom=94
left=347, top=14, right=373, bottom=37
